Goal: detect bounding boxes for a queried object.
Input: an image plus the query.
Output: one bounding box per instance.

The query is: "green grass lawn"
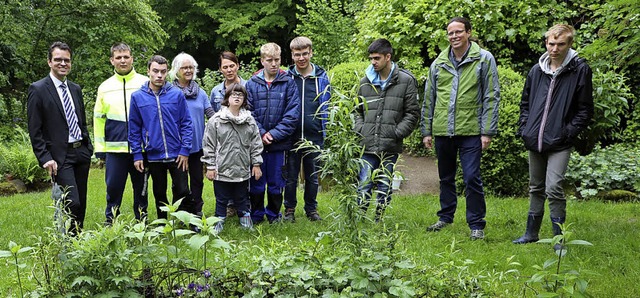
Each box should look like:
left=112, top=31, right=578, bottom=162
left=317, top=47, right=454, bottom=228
left=1, top=168, right=639, bottom=297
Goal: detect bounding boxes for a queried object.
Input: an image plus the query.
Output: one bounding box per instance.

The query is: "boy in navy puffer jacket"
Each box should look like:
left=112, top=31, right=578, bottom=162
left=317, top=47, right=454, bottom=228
left=245, top=43, right=300, bottom=223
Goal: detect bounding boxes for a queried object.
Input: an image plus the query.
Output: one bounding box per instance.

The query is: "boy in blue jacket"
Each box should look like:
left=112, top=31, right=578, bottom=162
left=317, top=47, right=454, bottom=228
left=246, top=43, right=300, bottom=223
left=129, top=55, right=194, bottom=219
left=283, top=36, right=331, bottom=222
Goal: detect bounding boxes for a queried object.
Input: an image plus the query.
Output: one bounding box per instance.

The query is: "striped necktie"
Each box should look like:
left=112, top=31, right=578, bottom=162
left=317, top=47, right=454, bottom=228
left=59, top=83, right=82, bottom=140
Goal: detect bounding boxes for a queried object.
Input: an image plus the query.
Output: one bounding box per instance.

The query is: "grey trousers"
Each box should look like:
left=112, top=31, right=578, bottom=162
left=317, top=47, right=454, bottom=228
left=528, top=148, right=572, bottom=218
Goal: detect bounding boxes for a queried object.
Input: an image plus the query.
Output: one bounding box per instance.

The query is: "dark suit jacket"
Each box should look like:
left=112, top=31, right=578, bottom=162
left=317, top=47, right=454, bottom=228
left=27, top=75, right=93, bottom=167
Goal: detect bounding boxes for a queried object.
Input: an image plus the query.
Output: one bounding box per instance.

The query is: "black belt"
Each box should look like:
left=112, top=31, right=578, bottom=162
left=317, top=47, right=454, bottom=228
left=68, top=141, right=82, bottom=149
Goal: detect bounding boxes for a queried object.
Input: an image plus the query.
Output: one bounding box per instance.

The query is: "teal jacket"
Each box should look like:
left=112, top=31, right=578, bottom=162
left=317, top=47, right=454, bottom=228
left=421, top=42, right=500, bottom=137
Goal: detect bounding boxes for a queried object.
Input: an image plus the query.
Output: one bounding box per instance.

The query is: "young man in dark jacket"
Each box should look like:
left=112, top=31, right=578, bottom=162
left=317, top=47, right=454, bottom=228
left=513, top=24, right=593, bottom=253
left=246, top=43, right=300, bottom=224
left=355, top=38, right=420, bottom=221
left=128, top=55, right=194, bottom=220
left=283, top=36, right=331, bottom=222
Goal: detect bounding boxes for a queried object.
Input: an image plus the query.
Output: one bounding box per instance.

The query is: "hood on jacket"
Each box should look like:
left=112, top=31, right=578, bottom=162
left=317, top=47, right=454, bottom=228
left=252, top=68, right=290, bottom=83
left=287, top=63, right=328, bottom=78
left=217, top=106, right=254, bottom=125
left=365, top=62, right=396, bottom=90
left=539, top=48, right=577, bottom=75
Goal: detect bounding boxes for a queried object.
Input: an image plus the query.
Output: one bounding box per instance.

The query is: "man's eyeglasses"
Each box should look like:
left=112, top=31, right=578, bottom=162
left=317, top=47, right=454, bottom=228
left=52, top=58, right=71, bottom=64
left=447, top=30, right=467, bottom=37
left=293, top=52, right=310, bottom=58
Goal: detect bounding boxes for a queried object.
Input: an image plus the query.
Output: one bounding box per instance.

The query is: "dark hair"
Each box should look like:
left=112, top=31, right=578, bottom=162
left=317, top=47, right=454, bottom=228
left=219, top=51, right=239, bottom=67
left=367, top=38, right=393, bottom=58
left=147, top=55, right=168, bottom=69
left=221, top=84, right=248, bottom=109
left=447, top=17, right=472, bottom=31
left=110, top=42, right=132, bottom=57
left=48, top=42, right=72, bottom=61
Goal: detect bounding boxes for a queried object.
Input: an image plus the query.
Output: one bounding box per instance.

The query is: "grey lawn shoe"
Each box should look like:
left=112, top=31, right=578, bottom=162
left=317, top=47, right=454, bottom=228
left=283, top=208, right=296, bottom=222
left=213, top=219, right=224, bottom=234
left=426, top=220, right=451, bottom=232
left=470, top=229, right=485, bottom=240
left=239, top=215, right=254, bottom=230
left=307, top=211, right=322, bottom=221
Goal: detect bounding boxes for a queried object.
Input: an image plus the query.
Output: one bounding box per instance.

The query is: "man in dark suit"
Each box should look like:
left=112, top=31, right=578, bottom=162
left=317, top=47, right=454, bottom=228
left=27, top=41, right=93, bottom=235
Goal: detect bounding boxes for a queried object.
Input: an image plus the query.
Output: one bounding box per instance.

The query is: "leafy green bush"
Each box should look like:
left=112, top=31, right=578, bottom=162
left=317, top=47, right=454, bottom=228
left=575, top=68, right=633, bottom=153
left=566, top=143, right=640, bottom=200
left=327, top=61, right=369, bottom=99
left=0, top=127, right=48, bottom=184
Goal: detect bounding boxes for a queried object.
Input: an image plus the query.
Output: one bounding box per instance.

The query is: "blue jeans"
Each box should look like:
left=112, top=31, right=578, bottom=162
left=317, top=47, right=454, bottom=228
left=284, top=148, right=320, bottom=214
left=104, top=153, right=147, bottom=222
left=357, top=153, right=399, bottom=209
left=434, top=136, right=486, bottom=229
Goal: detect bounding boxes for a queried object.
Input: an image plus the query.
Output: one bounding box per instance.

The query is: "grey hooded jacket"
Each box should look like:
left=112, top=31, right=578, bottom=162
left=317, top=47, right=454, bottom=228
left=201, top=107, right=263, bottom=182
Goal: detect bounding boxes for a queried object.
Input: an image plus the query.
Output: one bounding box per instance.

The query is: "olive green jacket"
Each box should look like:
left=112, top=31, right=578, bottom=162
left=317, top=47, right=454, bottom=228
left=355, top=65, right=420, bottom=154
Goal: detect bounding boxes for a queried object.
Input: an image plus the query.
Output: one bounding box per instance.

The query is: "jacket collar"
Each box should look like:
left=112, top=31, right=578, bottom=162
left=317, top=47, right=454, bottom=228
left=113, top=68, right=140, bottom=82
left=435, top=41, right=482, bottom=67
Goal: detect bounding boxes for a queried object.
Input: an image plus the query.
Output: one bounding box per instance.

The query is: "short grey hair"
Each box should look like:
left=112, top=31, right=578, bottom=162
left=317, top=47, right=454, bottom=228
left=169, top=52, right=199, bottom=81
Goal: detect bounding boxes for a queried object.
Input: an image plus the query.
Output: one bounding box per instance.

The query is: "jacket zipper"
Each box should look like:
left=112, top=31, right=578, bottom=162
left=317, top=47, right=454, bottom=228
left=537, top=76, right=557, bottom=152
left=301, top=76, right=306, bottom=141
left=155, top=92, right=169, bottom=158
left=123, top=78, right=130, bottom=152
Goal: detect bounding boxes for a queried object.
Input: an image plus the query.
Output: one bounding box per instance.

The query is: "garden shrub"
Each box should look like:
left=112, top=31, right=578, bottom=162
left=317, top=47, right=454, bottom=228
left=566, top=143, right=640, bottom=200
left=0, top=127, right=48, bottom=185
left=327, top=61, right=369, bottom=99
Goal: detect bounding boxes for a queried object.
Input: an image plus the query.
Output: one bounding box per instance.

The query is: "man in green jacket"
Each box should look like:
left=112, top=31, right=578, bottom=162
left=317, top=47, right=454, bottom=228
left=421, top=17, right=500, bottom=240
left=94, top=43, right=149, bottom=225
left=355, top=38, right=420, bottom=221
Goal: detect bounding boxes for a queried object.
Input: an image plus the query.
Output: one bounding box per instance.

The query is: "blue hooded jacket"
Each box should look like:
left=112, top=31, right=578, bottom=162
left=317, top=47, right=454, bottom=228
left=129, top=82, right=193, bottom=161
left=245, top=69, right=300, bottom=152
left=287, top=64, right=331, bottom=147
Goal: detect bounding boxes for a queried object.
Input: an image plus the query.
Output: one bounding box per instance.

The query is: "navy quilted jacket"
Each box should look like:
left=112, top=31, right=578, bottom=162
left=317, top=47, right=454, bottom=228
left=246, top=69, right=300, bottom=152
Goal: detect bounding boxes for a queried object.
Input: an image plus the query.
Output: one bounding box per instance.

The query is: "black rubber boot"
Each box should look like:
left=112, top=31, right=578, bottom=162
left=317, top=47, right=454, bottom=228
left=512, top=213, right=543, bottom=244
left=551, top=217, right=566, bottom=252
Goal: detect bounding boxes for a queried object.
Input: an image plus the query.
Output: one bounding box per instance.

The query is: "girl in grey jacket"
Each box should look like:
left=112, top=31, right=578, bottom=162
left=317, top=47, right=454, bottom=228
left=202, top=84, right=263, bottom=232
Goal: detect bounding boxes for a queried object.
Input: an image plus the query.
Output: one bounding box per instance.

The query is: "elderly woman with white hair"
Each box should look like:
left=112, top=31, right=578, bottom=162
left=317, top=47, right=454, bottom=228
left=170, top=53, right=214, bottom=221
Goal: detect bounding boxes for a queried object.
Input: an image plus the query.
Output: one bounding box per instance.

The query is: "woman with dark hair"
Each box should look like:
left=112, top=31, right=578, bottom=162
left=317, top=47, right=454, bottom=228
left=170, top=52, right=215, bottom=220
left=210, top=51, right=247, bottom=112
left=202, top=84, right=263, bottom=233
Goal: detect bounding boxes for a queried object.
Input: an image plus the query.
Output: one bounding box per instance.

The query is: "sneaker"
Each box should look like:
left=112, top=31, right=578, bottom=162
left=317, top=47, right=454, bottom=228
left=283, top=208, right=296, bottom=222
left=426, top=220, right=450, bottom=232
left=307, top=211, right=322, bottom=221
left=226, top=206, right=237, bottom=218
left=470, top=229, right=485, bottom=240
left=213, top=220, right=224, bottom=234
left=239, top=215, right=254, bottom=230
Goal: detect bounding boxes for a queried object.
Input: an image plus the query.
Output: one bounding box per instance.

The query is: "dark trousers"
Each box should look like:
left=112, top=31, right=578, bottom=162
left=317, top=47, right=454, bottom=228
left=104, top=153, right=147, bottom=222
left=147, top=161, right=191, bottom=219
left=56, top=143, right=91, bottom=232
left=214, top=180, right=250, bottom=218
left=250, top=151, right=286, bottom=221
left=188, top=150, right=205, bottom=214
left=434, top=136, right=486, bottom=229
left=284, top=148, right=320, bottom=214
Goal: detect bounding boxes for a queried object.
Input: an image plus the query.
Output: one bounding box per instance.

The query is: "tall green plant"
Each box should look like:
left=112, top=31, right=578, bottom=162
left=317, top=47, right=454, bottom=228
left=0, top=127, right=48, bottom=184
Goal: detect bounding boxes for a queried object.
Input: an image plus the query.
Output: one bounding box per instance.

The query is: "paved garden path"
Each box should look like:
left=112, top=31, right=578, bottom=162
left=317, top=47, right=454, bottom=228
left=395, top=154, right=439, bottom=195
